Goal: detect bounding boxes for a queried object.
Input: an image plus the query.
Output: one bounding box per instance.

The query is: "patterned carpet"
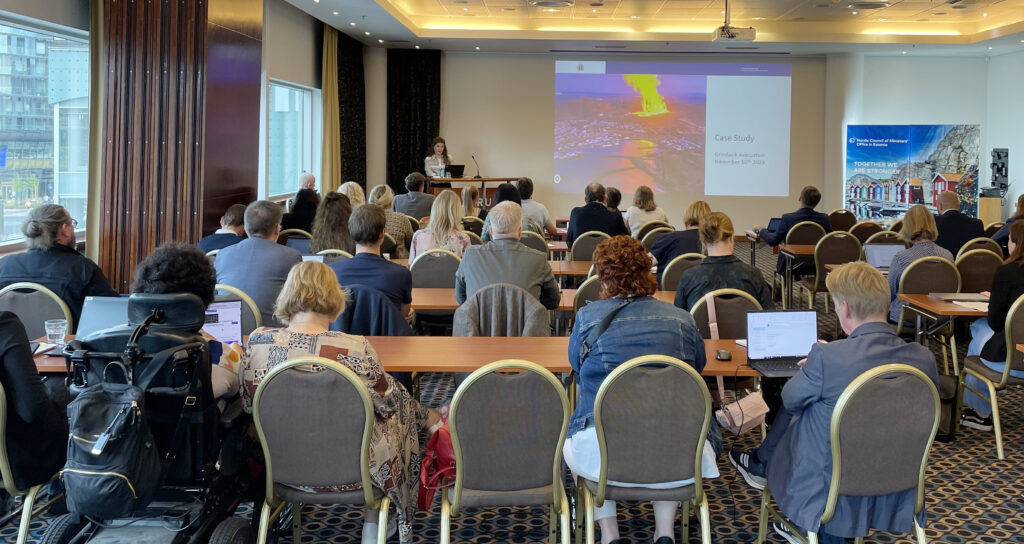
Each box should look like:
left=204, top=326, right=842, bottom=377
left=8, top=243, right=1024, bottom=543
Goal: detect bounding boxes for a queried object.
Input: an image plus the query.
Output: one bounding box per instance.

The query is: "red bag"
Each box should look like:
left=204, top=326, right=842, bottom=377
left=417, top=422, right=456, bottom=510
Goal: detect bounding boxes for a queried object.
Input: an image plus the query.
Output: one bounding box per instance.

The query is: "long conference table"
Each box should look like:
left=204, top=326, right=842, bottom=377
left=394, top=258, right=592, bottom=276
left=408, top=287, right=674, bottom=312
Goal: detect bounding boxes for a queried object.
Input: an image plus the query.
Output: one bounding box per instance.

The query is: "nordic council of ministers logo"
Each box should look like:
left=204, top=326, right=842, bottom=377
left=848, top=136, right=908, bottom=148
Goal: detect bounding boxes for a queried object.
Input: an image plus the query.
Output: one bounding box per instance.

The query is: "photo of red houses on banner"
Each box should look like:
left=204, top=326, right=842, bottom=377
left=845, top=124, right=981, bottom=220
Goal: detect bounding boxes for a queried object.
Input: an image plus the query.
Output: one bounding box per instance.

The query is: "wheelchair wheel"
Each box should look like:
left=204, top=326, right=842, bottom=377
left=209, top=517, right=254, bottom=544
left=39, top=513, right=90, bottom=544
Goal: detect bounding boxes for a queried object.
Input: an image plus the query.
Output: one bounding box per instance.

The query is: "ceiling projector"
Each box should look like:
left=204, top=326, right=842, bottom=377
left=712, top=25, right=756, bottom=42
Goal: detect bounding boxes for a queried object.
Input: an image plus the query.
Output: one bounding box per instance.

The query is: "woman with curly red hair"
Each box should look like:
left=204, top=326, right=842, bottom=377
left=565, top=235, right=713, bottom=544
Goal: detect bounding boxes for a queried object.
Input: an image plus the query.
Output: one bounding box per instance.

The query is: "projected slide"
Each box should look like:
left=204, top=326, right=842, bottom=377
left=554, top=61, right=792, bottom=196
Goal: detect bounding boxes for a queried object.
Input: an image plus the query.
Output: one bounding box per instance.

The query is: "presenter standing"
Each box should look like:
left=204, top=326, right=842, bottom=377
left=424, top=137, right=453, bottom=190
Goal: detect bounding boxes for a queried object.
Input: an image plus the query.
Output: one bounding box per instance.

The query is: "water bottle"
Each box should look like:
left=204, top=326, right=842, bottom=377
left=439, top=163, right=445, bottom=178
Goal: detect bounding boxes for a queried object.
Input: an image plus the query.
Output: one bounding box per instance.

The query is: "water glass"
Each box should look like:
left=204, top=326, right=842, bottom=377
left=44, top=319, right=67, bottom=345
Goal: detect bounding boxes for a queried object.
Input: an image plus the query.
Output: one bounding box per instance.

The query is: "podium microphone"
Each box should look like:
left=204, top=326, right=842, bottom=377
left=472, top=155, right=482, bottom=179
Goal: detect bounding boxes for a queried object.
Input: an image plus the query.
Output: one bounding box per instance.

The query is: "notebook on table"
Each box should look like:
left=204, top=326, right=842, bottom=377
left=746, top=310, right=819, bottom=378
left=864, top=243, right=904, bottom=270
left=930, top=293, right=989, bottom=302
left=77, top=296, right=131, bottom=338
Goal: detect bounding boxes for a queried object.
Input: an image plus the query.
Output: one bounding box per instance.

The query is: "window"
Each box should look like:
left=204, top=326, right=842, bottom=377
left=264, top=80, right=320, bottom=199
left=0, top=22, right=88, bottom=243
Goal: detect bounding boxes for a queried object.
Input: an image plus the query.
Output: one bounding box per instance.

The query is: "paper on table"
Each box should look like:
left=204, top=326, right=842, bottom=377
left=953, top=301, right=989, bottom=312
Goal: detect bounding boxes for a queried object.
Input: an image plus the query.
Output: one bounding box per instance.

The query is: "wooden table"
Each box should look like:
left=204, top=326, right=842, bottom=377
left=554, top=227, right=567, bottom=239
left=393, top=258, right=591, bottom=276
left=547, top=241, right=568, bottom=255
left=556, top=216, right=569, bottom=227
left=897, top=293, right=988, bottom=348
left=778, top=244, right=816, bottom=309
left=411, top=288, right=677, bottom=313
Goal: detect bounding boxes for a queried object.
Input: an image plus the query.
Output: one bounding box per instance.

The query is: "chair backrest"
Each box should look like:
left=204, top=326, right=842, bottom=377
left=252, top=357, right=379, bottom=507
left=955, top=249, right=1002, bottom=294
left=957, top=237, right=1002, bottom=260
left=890, top=218, right=904, bottom=233
left=378, top=233, right=398, bottom=258
left=574, top=275, right=602, bottom=313
left=462, top=216, right=484, bottom=236
left=996, top=293, right=1024, bottom=379
left=570, top=231, right=611, bottom=261
left=520, top=231, right=548, bottom=253
left=828, top=209, right=857, bottom=232
left=984, top=222, right=1004, bottom=238
left=277, top=228, right=311, bottom=245
left=465, top=231, right=483, bottom=245
left=0, top=282, right=73, bottom=339
left=205, top=249, right=220, bottom=266
left=689, top=289, right=762, bottom=339
left=410, top=249, right=461, bottom=288
left=641, top=227, right=674, bottom=252
left=849, top=221, right=883, bottom=244
left=0, top=382, right=26, bottom=496
left=636, top=220, right=672, bottom=242
left=592, top=355, right=711, bottom=505
left=659, top=253, right=705, bottom=291
left=448, top=360, right=569, bottom=513
left=214, top=284, right=262, bottom=335
left=785, top=221, right=827, bottom=245
left=405, top=214, right=420, bottom=233
left=898, top=256, right=960, bottom=296
left=822, top=364, right=938, bottom=524
left=317, top=248, right=353, bottom=260
left=808, top=231, right=862, bottom=291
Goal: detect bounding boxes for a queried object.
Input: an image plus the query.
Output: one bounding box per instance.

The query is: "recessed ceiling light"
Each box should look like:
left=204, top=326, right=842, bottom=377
left=313, top=0, right=319, bottom=3
left=530, top=0, right=574, bottom=7
left=901, top=50, right=907, bottom=54
left=545, top=8, right=559, bottom=12
left=630, top=15, right=639, bottom=19
left=876, top=18, right=886, bottom=21
left=415, top=45, right=420, bottom=49
left=852, top=11, right=858, bottom=15
left=751, top=16, right=765, bottom=20
left=983, top=12, right=988, bottom=17
left=720, top=10, right=725, bottom=14
left=333, top=11, right=338, bottom=15
left=349, top=22, right=356, bottom=26
left=463, top=7, right=468, bottom=11
left=364, top=31, right=370, bottom=35
left=592, top=8, right=597, bottom=12
left=378, top=39, right=384, bottom=43
left=475, top=46, right=481, bottom=50
left=988, top=46, right=993, bottom=49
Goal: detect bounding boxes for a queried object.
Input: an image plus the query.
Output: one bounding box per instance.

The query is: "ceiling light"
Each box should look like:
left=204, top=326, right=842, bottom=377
left=901, top=50, right=907, bottom=54
left=592, top=8, right=597, bottom=12
left=415, top=45, right=420, bottom=49
left=876, top=18, right=886, bottom=21
left=852, top=11, right=858, bottom=15
left=349, top=22, right=356, bottom=26
left=475, top=46, right=481, bottom=50
left=983, top=12, right=988, bottom=17
left=630, top=15, right=639, bottom=19
left=378, top=39, right=384, bottom=43
left=988, top=46, right=993, bottom=49
left=751, top=16, right=765, bottom=20
left=463, top=7, right=468, bottom=11
left=364, top=31, right=371, bottom=35
left=530, top=0, right=575, bottom=7
left=333, top=12, right=339, bottom=16
left=313, top=0, right=319, bottom=3
left=545, top=8, right=559, bottom=12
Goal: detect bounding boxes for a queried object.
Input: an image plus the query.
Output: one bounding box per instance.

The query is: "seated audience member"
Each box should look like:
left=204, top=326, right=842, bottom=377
left=651, top=200, right=711, bottom=284
left=132, top=242, right=240, bottom=399
left=625, top=185, right=669, bottom=237
left=674, top=212, right=773, bottom=311
left=887, top=204, right=954, bottom=323
left=392, top=172, right=435, bottom=220
left=991, top=193, right=1024, bottom=247
left=566, top=235, right=710, bottom=544
left=215, top=200, right=303, bottom=326
left=0, top=204, right=117, bottom=325
left=517, top=177, right=557, bottom=237
left=961, top=220, right=1024, bottom=430
left=286, top=172, right=317, bottom=210
left=368, top=185, right=414, bottom=258
left=310, top=192, right=356, bottom=255
left=330, top=204, right=413, bottom=319
left=605, top=187, right=623, bottom=214
left=462, top=186, right=487, bottom=221
left=566, top=183, right=630, bottom=246
left=455, top=201, right=559, bottom=309
left=240, top=260, right=441, bottom=543
left=339, top=181, right=366, bottom=207
left=480, top=183, right=543, bottom=242
left=198, top=203, right=247, bottom=253
left=409, top=190, right=472, bottom=261
left=0, top=312, right=67, bottom=491
left=753, top=185, right=831, bottom=275
left=729, top=261, right=938, bottom=544
left=281, top=188, right=320, bottom=233
left=934, top=190, right=984, bottom=256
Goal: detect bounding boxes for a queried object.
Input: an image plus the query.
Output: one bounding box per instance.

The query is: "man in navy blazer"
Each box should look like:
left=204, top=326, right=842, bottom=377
left=754, top=186, right=832, bottom=275
left=729, top=262, right=939, bottom=544
left=215, top=200, right=303, bottom=326
left=933, top=191, right=984, bottom=257
left=565, top=183, right=629, bottom=246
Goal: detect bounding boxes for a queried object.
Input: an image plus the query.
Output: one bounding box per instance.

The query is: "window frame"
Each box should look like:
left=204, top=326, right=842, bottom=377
left=262, top=78, right=322, bottom=201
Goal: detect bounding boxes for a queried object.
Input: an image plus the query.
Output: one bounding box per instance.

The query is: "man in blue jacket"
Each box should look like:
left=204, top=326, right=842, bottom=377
left=754, top=185, right=832, bottom=276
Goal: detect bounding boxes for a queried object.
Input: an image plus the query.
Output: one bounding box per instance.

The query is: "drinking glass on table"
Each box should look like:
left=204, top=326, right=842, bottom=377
left=44, top=319, right=67, bottom=346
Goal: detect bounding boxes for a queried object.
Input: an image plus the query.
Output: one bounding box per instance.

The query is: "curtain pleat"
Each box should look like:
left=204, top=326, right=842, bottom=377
left=320, top=26, right=341, bottom=193
left=386, top=49, right=441, bottom=195
left=337, top=32, right=367, bottom=190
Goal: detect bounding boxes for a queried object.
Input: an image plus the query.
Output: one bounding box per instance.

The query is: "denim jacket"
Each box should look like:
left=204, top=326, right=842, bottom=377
left=568, top=296, right=706, bottom=436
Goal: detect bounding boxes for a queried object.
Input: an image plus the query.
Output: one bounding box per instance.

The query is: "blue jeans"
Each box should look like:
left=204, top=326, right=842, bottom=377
left=964, top=319, right=1024, bottom=416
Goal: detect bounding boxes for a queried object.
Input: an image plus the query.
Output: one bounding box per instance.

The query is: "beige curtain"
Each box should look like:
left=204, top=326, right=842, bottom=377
left=320, top=26, right=342, bottom=193
left=86, top=0, right=106, bottom=261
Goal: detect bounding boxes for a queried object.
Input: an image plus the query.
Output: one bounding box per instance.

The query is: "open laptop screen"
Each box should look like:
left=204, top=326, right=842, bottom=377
left=202, top=301, right=243, bottom=345
left=864, top=243, right=904, bottom=269
left=747, top=310, right=818, bottom=359
left=301, top=255, right=324, bottom=263
left=766, top=218, right=782, bottom=232
left=77, top=296, right=131, bottom=338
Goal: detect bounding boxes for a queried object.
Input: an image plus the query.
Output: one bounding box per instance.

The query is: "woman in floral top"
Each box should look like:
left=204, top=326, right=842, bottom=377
left=240, top=261, right=441, bottom=543
left=408, top=189, right=471, bottom=262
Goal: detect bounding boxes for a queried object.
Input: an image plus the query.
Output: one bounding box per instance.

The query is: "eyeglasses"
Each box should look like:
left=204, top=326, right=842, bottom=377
left=68, top=218, right=78, bottom=228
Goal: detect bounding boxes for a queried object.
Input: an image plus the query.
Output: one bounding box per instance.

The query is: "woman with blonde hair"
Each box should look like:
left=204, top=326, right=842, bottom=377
left=368, top=184, right=414, bottom=258
left=461, top=185, right=486, bottom=221
left=310, top=192, right=356, bottom=254
left=240, top=261, right=441, bottom=544
left=887, top=204, right=953, bottom=322
left=651, top=200, right=711, bottom=285
left=409, top=189, right=471, bottom=261
left=625, top=185, right=669, bottom=237
left=338, top=181, right=365, bottom=207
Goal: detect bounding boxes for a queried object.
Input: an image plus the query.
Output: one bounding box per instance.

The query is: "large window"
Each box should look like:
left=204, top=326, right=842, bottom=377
left=266, top=81, right=320, bottom=198
left=0, top=23, right=89, bottom=242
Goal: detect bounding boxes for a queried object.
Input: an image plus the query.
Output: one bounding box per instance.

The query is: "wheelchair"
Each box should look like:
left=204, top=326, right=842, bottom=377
left=40, top=294, right=262, bottom=544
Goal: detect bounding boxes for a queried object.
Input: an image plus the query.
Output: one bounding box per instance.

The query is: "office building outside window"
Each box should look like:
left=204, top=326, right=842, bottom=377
left=266, top=81, right=320, bottom=199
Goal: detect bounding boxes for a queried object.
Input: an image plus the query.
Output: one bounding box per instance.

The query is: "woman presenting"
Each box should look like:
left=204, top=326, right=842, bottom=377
left=424, top=137, right=453, bottom=188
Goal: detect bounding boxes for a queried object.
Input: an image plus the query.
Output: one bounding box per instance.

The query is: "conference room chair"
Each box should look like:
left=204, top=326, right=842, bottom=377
left=955, top=249, right=1002, bottom=294
left=895, top=257, right=961, bottom=375
left=796, top=232, right=862, bottom=312
left=690, top=288, right=762, bottom=404
left=442, top=360, right=570, bottom=544
left=381, top=233, right=398, bottom=258
left=984, top=221, right=1005, bottom=238
left=757, top=364, right=938, bottom=544
left=848, top=221, right=883, bottom=245
left=773, top=221, right=827, bottom=308
left=462, top=216, right=484, bottom=236
left=253, top=357, right=390, bottom=544
left=405, top=214, right=420, bottom=233
left=573, top=276, right=602, bottom=314
left=576, top=355, right=713, bottom=544
left=570, top=231, right=611, bottom=262
left=635, top=220, right=673, bottom=242
left=411, top=249, right=461, bottom=335
left=641, top=227, right=674, bottom=252
left=890, top=218, right=904, bottom=233
left=827, top=208, right=857, bottom=232
left=0, top=282, right=73, bottom=339
left=465, top=231, right=483, bottom=245
left=316, top=248, right=353, bottom=260
left=521, top=231, right=549, bottom=253
left=205, top=248, right=220, bottom=266
left=659, top=253, right=706, bottom=291
left=956, top=237, right=1002, bottom=260
left=214, top=284, right=262, bottom=336
left=277, top=228, right=311, bottom=245
left=453, top=283, right=550, bottom=337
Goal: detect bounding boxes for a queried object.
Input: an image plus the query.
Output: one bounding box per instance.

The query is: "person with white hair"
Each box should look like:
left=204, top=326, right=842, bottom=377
left=339, top=181, right=366, bottom=207
left=298, top=172, right=316, bottom=190
left=454, top=201, right=559, bottom=309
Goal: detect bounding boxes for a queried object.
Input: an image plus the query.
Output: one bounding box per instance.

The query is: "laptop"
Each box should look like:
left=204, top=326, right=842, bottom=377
left=201, top=301, right=243, bottom=345
left=77, top=296, right=131, bottom=338
left=863, top=243, right=904, bottom=270
left=931, top=293, right=990, bottom=302
left=446, top=164, right=466, bottom=178
left=746, top=310, right=819, bottom=378
left=301, top=255, right=325, bottom=263
left=286, top=237, right=312, bottom=254
left=765, top=217, right=782, bottom=233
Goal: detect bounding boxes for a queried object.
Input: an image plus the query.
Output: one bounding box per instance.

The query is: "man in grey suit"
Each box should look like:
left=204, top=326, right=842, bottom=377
left=215, top=200, right=303, bottom=326
left=729, top=262, right=939, bottom=544
left=455, top=201, right=560, bottom=310
left=392, top=172, right=435, bottom=220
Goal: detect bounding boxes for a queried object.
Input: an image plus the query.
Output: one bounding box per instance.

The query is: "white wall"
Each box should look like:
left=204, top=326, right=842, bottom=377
left=985, top=50, right=1024, bottom=215
left=265, top=0, right=321, bottom=89
left=858, top=57, right=988, bottom=126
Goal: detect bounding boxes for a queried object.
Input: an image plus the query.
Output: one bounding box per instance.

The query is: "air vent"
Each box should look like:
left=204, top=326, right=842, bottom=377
left=848, top=1, right=889, bottom=9
left=530, top=0, right=575, bottom=7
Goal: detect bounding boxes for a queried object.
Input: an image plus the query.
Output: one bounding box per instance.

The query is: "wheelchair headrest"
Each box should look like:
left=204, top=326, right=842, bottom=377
left=128, top=293, right=206, bottom=332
